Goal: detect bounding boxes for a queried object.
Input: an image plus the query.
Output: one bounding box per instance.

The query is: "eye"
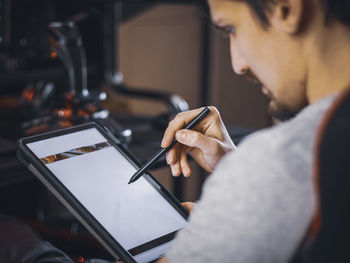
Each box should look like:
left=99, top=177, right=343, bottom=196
left=224, top=26, right=236, bottom=36
left=214, top=24, right=236, bottom=38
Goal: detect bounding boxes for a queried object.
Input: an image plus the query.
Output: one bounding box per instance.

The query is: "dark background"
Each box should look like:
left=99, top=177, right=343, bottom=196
left=0, top=0, right=268, bottom=261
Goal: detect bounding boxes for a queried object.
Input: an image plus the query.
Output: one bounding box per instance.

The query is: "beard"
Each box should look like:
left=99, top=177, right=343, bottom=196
left=267, top=99, right=299, bottom=122
left=244, top=70, right=307, bottom=122
left=265, top=90, right=307, bottom=122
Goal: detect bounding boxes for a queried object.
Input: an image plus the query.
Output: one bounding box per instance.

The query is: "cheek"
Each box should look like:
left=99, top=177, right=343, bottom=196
left=272, top=64, right=307, bottom=111
left=275, top=81, right=308, bottom=112
left=235, top=36, right=278, bottom=81
left=275, top=51, right=306, bottom=93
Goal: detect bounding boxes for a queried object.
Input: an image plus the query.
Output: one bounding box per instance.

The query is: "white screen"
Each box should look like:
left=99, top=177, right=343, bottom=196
left=27, top=127, right=187, bottom=262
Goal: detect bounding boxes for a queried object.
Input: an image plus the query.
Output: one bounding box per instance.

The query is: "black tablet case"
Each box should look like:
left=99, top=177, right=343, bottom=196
left=17, top=122, right=188, bottom=263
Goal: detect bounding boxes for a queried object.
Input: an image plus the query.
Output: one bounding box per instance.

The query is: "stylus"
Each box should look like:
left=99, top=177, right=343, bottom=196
left=128, top=107, right=211, bottom=184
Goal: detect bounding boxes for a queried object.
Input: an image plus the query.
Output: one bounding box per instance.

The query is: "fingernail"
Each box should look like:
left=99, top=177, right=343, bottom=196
left=176, top=131, right=186, bottom=142
left=183, top=170, right=189, bottom=177
left=171, top=166, right=178, bottom=176
left=166, top=155, right=172, bottom=165
left=161, top=137, right=166, bottom=148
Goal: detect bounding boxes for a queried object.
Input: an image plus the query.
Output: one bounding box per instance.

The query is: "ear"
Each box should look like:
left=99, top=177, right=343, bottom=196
left=270, top=0, right=304, bottom=34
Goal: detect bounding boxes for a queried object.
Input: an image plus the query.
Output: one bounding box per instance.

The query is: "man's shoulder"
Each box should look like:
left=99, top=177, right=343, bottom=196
left=213, top=94, right=336, bottom=184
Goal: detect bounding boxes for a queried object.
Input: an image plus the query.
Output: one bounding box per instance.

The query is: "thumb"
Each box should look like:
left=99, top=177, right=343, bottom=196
left=175, top=129, right=220, bottom=155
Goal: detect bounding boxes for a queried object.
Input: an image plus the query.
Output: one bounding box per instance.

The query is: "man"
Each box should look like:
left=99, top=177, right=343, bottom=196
left=2, top=0, right=348, bottom=262
left=158, top=0, right=350, bottom=262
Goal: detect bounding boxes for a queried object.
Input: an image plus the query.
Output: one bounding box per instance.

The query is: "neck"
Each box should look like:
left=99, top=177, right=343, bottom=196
left=305, top=20, right=350, bottom=104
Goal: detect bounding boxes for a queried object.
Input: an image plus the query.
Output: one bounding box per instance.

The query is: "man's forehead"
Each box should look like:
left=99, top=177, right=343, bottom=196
left=208, top=0, right=240, bottom=8
left=208, top=0, right=233, bottom=10
left=208, top=0, right=245, bottom=25
left=208, top=0, right=234, bottom=4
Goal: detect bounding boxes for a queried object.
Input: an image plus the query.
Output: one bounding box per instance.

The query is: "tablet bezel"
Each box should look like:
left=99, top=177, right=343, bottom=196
left=17, top=122, right=188, bottom=263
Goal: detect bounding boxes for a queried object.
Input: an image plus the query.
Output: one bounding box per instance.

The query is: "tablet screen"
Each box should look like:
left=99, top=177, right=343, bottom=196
left=26, top=127, right=187, bottom=262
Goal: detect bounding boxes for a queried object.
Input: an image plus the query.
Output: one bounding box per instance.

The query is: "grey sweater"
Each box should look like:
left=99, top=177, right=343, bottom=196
left=166, top=95, right=336, bottom=263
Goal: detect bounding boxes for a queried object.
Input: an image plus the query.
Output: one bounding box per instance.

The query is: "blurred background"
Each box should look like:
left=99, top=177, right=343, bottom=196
left=0, top=0, right=269, bottom=261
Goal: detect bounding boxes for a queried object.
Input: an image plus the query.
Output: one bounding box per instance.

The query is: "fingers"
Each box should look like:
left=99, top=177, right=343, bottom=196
left=181, top=202, right=195, bottom=214
left=161, top=107, right=207, bottom=148
left=167, top=144, right=192, bottom=177
left=168, top=144, right=181, bottom=177
left=170, top=162, right=181, bottom=177
left=180, top=148, right=192, bottom=177
left=166, top=147, right=177, bottom=166
left=157, top=256, right=170, bottom=263
left=175, top=129, right=221, bottom=156
left=161, top=106, right=228, bottom=176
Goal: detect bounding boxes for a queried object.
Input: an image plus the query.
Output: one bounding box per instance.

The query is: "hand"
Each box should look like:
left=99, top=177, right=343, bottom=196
left=182, top=202, right=195, bottom=214
left=161, top=106, right=236, bottom=177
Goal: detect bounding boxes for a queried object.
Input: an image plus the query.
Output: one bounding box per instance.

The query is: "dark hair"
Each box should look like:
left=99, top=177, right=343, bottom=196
left=241, top=0, right=274, bottom=26
left=245, top=0, right=350, bottom=26
left=196, top=0, right=350, bottom=27
left=321, top=0, right=350, bottom=26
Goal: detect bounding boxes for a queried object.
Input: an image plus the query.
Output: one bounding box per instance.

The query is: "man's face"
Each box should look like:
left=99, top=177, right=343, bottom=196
left=208, top=0, right=308, bottom=121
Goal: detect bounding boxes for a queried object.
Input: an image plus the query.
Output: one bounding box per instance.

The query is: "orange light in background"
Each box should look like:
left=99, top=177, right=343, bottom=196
left=55, top=107, right=73, bottom=118
left=21, top=88, right=35, bottom=102
left=50, top=51, right=57, bottom=58
left=49, top=37, right=58, bottom=48
left=77, top=256, right=85, bottom=262
left=77, top=109, right=89, bottom=117
left=87, top=104, right=97, bottom=113
left=66, top=93, right=73, bottom=101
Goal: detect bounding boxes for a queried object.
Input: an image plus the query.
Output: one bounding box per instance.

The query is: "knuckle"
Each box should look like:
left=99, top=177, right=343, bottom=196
left=209, top=106, right=221, bottom=117
left=208, top=106, right=222, bottom=125
left=169, top=119, right=175, bottom=126
left=170, top=112, right=185, bottom=128
left=208, top=105, right=218, bottom=113
left=168, top=119, right=176, bottom=128
left=175, top=112, right=185, bottom=121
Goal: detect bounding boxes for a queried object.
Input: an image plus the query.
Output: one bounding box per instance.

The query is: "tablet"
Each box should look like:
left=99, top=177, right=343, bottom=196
left=17, top=122, right=188, bottom=263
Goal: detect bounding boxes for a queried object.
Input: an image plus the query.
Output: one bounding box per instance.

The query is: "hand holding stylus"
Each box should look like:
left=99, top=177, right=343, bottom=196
left=161, top=106, right=236, bottom=177
left=129, top=107, right=211, bottom=184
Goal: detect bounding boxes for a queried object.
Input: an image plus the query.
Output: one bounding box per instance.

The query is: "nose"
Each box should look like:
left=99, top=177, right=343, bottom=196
left=230, top=40, right=249, bottom=75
